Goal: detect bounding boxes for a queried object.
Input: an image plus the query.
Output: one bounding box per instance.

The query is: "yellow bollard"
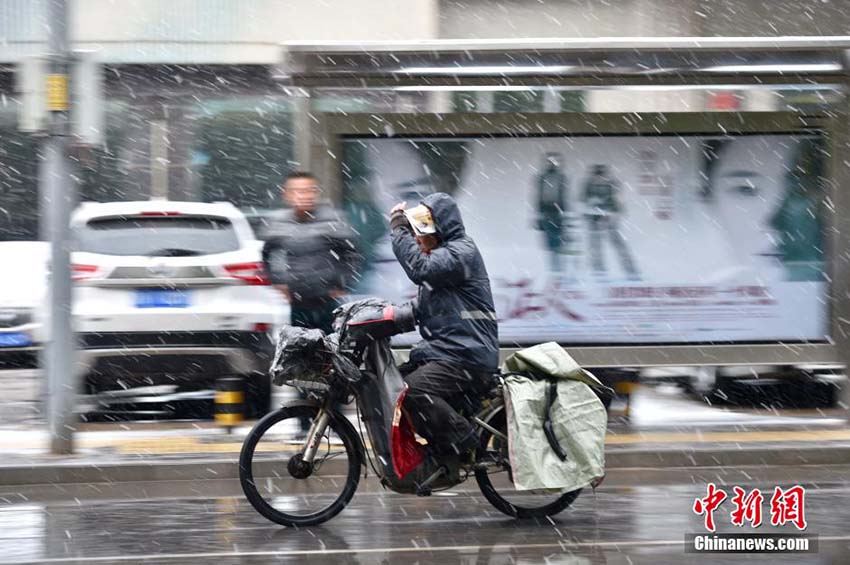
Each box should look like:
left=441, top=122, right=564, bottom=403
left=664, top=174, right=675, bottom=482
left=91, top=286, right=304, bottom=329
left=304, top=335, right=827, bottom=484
left=615, top=381, right=638, bottom=419
left=215, top=376, right=244, bottom=432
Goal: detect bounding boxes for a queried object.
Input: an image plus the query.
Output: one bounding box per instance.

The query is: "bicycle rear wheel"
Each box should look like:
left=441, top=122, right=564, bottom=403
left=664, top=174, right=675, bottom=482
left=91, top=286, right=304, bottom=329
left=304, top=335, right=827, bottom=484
left=474, top=408, right=581, bottom=519
left=239, top=403, right=362, bottom=527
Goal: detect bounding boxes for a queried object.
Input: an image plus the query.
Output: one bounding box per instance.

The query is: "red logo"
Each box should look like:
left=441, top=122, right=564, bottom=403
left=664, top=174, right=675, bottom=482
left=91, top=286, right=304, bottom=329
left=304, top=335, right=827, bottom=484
left=694, top=484, right=807, bottom=532
left=693, top=482, right=728, bottom=532
left=769, top=486, right=807, bottom=531
left=730, top=487, right=764, bottom=528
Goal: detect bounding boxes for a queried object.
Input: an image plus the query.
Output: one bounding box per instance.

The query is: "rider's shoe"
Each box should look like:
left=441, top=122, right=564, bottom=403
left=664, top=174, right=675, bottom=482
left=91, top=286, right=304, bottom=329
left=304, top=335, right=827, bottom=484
left=460, top=449, right=478, bottom=467
left=451, top=431, right=479, bottom=463
left=459, top=430, right=480, bottom=452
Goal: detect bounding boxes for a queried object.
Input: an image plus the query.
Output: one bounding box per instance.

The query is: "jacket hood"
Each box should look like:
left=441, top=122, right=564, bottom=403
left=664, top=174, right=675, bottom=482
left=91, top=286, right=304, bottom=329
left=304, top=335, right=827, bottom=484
left=422, top=192, right=465, bottom=240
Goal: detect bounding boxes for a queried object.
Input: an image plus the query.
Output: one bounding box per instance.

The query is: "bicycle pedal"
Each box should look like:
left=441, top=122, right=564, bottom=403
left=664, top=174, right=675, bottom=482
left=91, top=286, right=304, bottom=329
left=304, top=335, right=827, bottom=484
left=414, top=464, right=447, bottom=496
left=415, top=486, right=433, bottom=497
left=473, top=452, right=503, bottom=470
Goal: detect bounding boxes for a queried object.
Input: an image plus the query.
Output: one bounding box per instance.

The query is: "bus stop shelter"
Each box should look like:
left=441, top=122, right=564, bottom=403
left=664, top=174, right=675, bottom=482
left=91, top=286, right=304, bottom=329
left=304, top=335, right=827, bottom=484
left=275, top=37, right=850, bottom=415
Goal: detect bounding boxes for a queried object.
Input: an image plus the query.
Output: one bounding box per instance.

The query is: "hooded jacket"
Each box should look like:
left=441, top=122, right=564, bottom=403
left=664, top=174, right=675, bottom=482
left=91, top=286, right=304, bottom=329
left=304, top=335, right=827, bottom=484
left=391, top=193, right=499, bottom=371
left=261, top=205, right=359, bottom=303
left=582, top=173, right=621, bottom=216
left=536, top=165, right=568, bottom=224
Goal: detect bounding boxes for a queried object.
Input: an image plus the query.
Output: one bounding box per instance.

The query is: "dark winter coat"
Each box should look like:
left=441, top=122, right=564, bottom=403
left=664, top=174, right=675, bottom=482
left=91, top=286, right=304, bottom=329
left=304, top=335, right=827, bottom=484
left=261, top=206, right=359, bottom=303
left=391, top=193, right=499, bottom=372
left=536, top=165, right=568, bottom=225
left=582, top=175, right=621, bottom=215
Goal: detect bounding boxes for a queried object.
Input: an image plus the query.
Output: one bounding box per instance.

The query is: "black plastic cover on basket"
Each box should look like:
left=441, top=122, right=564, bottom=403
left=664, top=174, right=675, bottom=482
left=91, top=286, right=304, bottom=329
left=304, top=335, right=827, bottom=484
left=269, top=326, right=333, bottom=388
left=326, top=332, right=362, bottom=384
left=270, top=326, right=363, bottom=388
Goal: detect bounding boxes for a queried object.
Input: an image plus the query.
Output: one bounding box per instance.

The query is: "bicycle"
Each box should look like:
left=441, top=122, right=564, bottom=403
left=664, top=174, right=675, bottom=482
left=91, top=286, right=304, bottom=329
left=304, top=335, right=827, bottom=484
left=239, top=299, right=581, bottom=527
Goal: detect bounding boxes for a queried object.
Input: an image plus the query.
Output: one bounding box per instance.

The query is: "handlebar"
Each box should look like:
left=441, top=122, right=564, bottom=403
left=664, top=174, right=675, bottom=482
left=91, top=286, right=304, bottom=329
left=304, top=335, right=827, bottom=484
left=337, top=300, right=417, bottom=345
left=391, top=302, right=416, bottom=335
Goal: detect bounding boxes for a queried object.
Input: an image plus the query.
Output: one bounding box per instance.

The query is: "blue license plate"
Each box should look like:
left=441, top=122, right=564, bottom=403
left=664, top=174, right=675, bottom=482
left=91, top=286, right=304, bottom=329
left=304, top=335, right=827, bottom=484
left=0, top=333, right=32, bottom=347
left=135, top=289, right=192, bottom=308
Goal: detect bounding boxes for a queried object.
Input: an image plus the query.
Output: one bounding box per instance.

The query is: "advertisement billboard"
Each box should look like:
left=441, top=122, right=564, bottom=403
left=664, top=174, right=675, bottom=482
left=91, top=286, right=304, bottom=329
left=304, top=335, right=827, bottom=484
left=340, top=134, right=828, bottom=345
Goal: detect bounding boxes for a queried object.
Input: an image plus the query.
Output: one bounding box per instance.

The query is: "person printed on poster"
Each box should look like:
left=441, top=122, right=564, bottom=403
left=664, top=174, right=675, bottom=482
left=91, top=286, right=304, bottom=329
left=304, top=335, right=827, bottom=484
left=533, top=153, right=570, bottom=275
left=581, top=164, right=641, bottom=281
left=699, top=139, right=730, bottom=201
left=768, top=139, right=826, bottom=282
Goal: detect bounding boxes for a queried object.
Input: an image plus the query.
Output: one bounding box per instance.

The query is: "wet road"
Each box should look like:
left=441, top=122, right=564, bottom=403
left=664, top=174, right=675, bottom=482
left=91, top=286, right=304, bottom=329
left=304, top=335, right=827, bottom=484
left=1, top=467, right=848, bottom=564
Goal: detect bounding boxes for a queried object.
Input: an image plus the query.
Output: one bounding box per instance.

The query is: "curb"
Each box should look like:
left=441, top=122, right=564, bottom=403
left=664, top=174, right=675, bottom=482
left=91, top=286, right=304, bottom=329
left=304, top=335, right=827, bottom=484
left=606, top=444, right=850, bottom=468
left=2, top=445, right=850, bottom=486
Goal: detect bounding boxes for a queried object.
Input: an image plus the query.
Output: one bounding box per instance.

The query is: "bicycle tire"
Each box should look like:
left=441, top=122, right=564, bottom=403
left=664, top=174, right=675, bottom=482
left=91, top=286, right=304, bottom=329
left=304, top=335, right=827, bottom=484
left=239, top=404, right=363, bottom=527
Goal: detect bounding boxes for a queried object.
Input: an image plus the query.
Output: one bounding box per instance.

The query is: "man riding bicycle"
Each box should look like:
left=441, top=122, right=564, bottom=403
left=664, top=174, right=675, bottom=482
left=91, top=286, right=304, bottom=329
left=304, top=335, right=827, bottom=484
left=389, top=193, right=499, bottom=456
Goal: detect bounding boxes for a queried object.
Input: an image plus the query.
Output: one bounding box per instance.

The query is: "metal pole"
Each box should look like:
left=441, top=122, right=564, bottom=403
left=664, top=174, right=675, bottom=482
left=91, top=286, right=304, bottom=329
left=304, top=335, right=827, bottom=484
left=292, top=91, right=312, bottom=171
left=150, top=117, right=169, bottom=199
left=43, top=0, right=76, bottom=454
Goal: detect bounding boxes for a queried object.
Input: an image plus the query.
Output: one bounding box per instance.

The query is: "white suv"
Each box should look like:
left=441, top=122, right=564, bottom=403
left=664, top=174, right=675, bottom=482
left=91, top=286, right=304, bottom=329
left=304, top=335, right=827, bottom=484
left=71, top=200, right=287, bottom=418
left=0, top=241, right=49, bottom=368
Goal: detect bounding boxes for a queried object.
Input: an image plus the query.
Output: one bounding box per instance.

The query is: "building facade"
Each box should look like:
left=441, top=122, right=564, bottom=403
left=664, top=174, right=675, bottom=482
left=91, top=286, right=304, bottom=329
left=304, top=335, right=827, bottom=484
left=0, top=0, right=846, bottom=238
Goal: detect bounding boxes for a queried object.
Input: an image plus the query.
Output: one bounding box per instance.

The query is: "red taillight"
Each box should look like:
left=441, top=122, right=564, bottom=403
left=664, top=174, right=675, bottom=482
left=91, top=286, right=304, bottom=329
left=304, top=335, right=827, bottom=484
left=224, top=262, right=270, bottom=286
left=253, top=322, right=271, bottom=332
left=72, top=264, right=101, bottom=281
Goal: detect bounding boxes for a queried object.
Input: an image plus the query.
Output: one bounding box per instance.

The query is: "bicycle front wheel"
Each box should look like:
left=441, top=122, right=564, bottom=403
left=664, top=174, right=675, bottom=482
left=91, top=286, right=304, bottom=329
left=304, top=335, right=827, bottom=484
left=239, top=404, right=363, bottom=527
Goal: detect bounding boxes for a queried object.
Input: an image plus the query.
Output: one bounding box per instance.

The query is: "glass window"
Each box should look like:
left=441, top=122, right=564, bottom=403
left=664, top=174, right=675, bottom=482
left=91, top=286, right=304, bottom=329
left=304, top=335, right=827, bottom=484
left=493, top=91, right=544, bottom=112
left=194, top=99, right=294, bottom=209
left=559, top=91, right=586, bottom=112
left=77, top=216, right=240, bottom=256
left=0, top=107, right=39, bottom=240
left=451, top=91, right=479, bottom=112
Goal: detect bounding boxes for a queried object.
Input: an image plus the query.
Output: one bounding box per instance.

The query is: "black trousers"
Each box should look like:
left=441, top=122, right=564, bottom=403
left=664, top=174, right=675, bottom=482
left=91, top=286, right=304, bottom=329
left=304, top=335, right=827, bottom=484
left=400, top=360, right=488, bottom=453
